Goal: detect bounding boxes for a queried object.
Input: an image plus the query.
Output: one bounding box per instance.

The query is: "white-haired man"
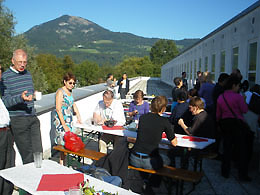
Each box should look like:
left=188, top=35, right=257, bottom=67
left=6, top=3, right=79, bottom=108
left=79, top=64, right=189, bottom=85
left=93, top=90, right=126, bottom=154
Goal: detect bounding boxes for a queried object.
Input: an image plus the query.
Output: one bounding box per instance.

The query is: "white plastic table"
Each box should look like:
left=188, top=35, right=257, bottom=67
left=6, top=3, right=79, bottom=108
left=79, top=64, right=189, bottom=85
left=74, top=122, right=215, bottom=150
left=0, top=160, right=137, bottom=195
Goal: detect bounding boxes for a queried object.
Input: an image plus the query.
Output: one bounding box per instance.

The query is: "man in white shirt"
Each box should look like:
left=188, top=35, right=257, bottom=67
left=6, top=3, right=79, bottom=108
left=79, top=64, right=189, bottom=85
left=93, top=90, right=126, bottom=153
left=0, top=98, right=15, bottom=195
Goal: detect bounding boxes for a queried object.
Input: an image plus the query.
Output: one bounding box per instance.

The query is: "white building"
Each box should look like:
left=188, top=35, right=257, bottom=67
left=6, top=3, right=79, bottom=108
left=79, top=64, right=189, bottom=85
left=161, top=1, right=260, bottom=87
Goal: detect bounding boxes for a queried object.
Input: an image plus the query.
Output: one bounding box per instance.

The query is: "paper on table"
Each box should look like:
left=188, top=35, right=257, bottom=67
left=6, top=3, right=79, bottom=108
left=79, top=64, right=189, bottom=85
left=102, top=126, right=125, bottom=130
left=182, top=136, right=208, bottom=142
left=37, top=173, right=84, bottom=191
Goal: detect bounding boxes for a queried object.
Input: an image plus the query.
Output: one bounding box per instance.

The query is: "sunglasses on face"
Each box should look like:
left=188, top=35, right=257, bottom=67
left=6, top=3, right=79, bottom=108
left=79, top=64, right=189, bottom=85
left=68, top=82, right=75, bottom=85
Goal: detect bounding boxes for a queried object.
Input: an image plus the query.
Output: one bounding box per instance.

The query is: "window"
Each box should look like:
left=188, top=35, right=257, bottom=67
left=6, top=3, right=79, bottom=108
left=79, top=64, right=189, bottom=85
left=199, top=58, right=202, bottom=71
left=190, top=61, right=192, bottom=80
left=187, top=62, right=189, bottom=78
left=248, top=42, right=257, bottom=84
left=194, top=60, right=197, bottom=79
left=232, top=47, right=239, bottom=70
left=220, top=51, right=225, bottom=73
left=205, top=56, right=208, bottom=71
left=211, top=54, right=215, bottom=81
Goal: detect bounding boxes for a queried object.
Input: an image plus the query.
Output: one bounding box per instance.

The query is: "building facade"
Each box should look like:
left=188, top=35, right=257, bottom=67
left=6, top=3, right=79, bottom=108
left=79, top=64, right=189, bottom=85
left=161, top=1, right=260, bottom=87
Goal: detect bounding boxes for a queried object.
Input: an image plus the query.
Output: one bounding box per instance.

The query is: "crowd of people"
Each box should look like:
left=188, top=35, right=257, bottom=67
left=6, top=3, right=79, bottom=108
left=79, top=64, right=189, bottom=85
left=0, top=49, right=260, bottom=194
left=170, top=70, right=260, bottom=182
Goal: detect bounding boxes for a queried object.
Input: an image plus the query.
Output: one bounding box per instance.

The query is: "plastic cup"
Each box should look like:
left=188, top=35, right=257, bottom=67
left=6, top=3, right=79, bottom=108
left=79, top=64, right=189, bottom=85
left=33, top=152, right=42, bottom=168
left=35, top=91, right=42, bottom=100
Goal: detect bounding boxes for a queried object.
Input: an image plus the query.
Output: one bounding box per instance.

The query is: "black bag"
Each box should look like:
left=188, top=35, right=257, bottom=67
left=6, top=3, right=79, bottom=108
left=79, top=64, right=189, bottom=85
left=222, top=94, right=254, bottom=137
left=248, top=93, right=260, bottom=115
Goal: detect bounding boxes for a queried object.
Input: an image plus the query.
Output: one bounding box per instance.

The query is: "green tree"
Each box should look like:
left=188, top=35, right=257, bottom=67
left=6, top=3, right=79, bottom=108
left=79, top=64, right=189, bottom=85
left=0, top=0, right=14, bottom=67
left=62, top=55, right=75, bottom=73
left=99, top=64, right=116, bottom=82
left=0, top=0, right=48, bottom=93
left=36, top=54, right=63, bottom=93
left=150, top=39, right=179, bottom=76
left=75, top=60, right=100, bottom=87
left=115, top=56, right=154, bottom=78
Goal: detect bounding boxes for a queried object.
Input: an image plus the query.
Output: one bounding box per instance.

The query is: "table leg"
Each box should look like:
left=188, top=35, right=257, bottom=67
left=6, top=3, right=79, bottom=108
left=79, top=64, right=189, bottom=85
left=60, top=152, right=66, bottom=166
left=181, top=148, right=191, bottom=169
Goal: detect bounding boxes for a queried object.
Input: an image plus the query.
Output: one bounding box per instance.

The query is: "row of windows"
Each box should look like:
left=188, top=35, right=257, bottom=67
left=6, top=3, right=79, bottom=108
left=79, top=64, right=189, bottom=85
left=166, top=42, right=258, bottom=85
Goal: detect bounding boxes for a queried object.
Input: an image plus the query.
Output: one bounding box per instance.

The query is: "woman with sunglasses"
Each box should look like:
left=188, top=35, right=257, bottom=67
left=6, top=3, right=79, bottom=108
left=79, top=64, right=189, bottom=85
left=54, top=72, right=81, bottom=146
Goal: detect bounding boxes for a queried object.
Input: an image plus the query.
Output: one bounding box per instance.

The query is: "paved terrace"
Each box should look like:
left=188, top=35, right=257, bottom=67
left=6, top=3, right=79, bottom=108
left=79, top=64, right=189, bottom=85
left=12, top=78, right=260, bottom=195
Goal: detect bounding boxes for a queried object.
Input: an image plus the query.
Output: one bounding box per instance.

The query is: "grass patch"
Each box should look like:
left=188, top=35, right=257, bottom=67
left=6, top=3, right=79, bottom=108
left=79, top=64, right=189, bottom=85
left=69, top=48, right=100, bottom=53
left=105, top=51, right=119, bottom=54
left=137, top=45, right=151, bottom=51
left=93, top=40, right=113, bottom=44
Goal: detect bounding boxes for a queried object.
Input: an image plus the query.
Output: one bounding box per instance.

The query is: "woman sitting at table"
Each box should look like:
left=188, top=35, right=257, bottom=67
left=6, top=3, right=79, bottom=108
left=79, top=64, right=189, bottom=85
left=128, top=90, right=149, bottom=122
left=130, top=96, right=177, bottom=170
left=178, top=96, right=215, bottom=139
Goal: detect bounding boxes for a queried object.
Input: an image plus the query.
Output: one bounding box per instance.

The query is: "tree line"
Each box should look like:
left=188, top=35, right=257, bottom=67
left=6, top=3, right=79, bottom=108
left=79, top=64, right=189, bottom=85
left=0, top=0, right=179, bottom=94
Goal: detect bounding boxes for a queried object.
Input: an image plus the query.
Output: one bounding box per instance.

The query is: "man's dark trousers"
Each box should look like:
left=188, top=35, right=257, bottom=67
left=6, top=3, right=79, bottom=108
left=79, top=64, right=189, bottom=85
left=0, top=129, right=15, bottom=195
left=10, top=116, right=43, bottom=164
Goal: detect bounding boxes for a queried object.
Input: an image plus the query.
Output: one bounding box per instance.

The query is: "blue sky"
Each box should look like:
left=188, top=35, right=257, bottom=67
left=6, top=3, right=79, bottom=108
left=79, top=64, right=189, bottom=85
left=4, top=0, right=259, bottom=40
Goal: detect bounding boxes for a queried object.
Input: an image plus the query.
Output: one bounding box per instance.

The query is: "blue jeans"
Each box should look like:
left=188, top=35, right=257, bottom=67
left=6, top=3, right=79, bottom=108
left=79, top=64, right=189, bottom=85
left=130, top=153, right=171, bottom=170
left=101, top=176, right=122, bottom=187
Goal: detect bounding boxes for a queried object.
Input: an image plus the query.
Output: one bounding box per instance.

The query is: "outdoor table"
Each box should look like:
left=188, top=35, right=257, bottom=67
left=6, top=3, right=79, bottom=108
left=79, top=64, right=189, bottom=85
left=0, top=160, right=137, bottom=195
left=74, top=122, right=215, bottom=150
left=74, top=122, right=215, bottom=169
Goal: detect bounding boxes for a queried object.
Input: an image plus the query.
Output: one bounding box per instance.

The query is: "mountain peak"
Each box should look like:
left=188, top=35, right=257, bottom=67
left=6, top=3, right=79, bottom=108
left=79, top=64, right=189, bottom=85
left=24, top=15, right=199, bottom=65
left=58, top=15, right=93, bottom=26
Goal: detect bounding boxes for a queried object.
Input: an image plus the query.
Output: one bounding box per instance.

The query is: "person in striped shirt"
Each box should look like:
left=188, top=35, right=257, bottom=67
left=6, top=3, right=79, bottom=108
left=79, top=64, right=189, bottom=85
left=1, top=49, right=43, bottom=164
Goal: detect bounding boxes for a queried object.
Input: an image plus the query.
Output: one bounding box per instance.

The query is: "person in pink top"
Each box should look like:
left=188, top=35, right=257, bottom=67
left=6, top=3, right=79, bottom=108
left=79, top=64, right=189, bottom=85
left=216, top=75, right=251, bottom=182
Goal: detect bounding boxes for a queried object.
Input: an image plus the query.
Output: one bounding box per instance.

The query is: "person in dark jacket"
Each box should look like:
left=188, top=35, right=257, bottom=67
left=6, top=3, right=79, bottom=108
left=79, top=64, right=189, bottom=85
left=181, top=72, right=188, bottom=90
left=130, top=96, right=177, bottom=170
left=178, top=96, right=215, bottom=139
left=170, top=90, right=189, bottom=135
left=117, top=73, right=129, bottom=99
left=171, top=77, right=184, bottom=112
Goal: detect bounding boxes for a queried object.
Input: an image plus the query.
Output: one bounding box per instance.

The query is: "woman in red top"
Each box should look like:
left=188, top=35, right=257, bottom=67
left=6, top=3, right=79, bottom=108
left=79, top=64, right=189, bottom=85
left=216, top=75, right=251, bottom=181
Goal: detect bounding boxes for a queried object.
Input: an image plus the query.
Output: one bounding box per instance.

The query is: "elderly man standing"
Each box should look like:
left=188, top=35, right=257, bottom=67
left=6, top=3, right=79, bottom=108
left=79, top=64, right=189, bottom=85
left=1, top=49, right=43, bottom=164
left=93, top=90, right=126, bottom=154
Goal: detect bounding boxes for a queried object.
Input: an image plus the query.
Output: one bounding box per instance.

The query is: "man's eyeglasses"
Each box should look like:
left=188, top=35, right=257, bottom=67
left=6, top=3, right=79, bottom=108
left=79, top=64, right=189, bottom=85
left=16, top=61, right=27, bottom=65
left=68, top=82, right=75, bottom=85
